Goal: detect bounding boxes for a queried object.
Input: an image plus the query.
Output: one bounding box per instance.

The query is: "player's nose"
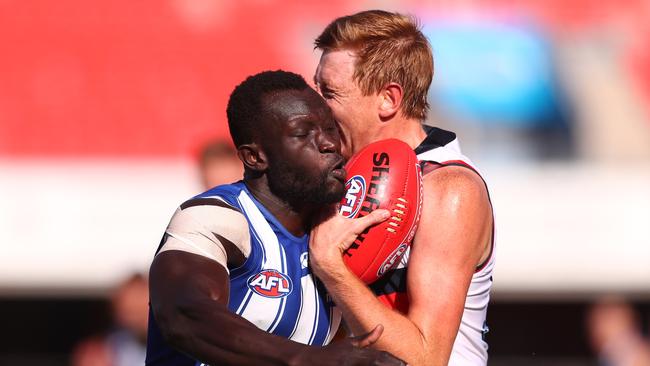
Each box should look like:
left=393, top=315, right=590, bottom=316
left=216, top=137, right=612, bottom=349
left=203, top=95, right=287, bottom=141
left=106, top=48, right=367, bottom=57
left=317, top=130, right=338, bottom=154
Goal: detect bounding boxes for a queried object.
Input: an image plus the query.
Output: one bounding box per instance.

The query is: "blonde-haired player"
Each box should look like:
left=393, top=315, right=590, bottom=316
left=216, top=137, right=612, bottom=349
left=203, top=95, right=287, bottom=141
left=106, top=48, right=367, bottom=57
left=309, top=10, right=495, bottom=366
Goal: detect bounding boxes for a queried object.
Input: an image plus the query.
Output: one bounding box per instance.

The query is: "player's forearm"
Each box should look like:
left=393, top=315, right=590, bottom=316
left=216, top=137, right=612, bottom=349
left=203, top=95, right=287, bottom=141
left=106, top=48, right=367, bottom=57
left=316, top=265, right=445, bottom=366
left=150, top=252, right=313, bottom=365
left=155, top=299, right=311, bottom=366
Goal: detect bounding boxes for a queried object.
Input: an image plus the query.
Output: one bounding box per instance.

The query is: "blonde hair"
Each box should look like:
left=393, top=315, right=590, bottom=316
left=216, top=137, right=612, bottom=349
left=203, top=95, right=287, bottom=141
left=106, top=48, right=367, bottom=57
left=315, top=10, right=433, bottom=120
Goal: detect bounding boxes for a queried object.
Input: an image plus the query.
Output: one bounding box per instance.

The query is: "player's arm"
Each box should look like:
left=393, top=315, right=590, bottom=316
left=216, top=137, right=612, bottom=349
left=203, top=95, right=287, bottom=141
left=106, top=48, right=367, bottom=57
left=309, top=166, right=492, bottom=366
left=150, top=202, right=405, bottom=366
left=151, top=250, right=301, bottom=365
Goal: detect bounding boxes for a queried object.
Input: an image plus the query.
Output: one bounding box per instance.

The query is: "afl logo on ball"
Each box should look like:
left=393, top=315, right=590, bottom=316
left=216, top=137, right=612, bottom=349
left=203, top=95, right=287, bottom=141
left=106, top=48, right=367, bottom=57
left=377, top=243, right=409, bottom=277
left=247, top=269, right=293, bottom=298
left=340, top=175, right=366, bottom=218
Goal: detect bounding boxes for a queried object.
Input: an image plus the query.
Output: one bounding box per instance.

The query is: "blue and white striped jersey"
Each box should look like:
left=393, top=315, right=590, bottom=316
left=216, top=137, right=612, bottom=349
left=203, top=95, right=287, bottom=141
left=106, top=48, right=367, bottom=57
left=146, top=182, right=341, bottom=366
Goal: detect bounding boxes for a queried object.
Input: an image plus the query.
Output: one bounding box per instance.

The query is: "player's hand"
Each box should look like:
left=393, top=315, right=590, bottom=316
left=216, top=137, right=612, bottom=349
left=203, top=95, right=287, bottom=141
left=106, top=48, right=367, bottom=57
left=295, top=325, right=406, bottom=366
left=309, top=208, right=390, bottom=277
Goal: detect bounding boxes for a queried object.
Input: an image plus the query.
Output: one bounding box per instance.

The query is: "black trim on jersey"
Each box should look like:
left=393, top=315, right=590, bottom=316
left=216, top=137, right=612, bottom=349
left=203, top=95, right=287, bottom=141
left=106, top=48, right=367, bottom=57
left=214, top=232, right=246, bottom=269
left=413, top=126, right=457, bottom=155
left=476, top=219, right=495, bottom=273
left=369, top=267, right=407, bottom=296
left=420, top=160, right=445, bottom=175
left=154, top=233, right=170, bottom=255
left=180, top=197, right=240, bottom=212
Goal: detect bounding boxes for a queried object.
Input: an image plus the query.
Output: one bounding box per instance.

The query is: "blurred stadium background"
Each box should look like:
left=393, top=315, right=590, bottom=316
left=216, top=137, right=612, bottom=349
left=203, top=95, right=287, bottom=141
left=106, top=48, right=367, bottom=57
left=1, top=0, right=649, bottom=365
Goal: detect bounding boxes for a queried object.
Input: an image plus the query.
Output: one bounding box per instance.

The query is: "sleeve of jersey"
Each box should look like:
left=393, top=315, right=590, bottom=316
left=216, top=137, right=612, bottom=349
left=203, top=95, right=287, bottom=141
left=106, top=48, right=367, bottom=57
left=157, top=199, right=251, bottom=273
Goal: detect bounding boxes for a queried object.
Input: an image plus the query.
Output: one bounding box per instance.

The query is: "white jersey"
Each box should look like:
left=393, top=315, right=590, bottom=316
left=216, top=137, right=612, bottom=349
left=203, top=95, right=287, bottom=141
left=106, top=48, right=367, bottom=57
left=371, top=127, right=494, bottom=365
left=419, top=128, right=494, bottom=365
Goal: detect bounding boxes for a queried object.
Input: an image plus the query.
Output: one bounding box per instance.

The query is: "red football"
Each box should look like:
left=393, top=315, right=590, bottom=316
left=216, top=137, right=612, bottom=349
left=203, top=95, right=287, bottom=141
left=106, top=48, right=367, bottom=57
left=339, top=138, right=423, bottom=284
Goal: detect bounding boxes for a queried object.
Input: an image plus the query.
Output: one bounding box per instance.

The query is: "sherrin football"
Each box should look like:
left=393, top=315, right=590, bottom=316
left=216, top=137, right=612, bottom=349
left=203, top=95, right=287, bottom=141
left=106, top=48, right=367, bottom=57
left=339, top=138, right=423, bottom=284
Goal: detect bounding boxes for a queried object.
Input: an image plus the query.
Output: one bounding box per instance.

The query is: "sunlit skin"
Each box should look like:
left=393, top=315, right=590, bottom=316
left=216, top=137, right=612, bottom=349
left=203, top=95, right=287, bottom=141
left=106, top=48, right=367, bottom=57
left=311, top=49, right=494, bottom=366
left=314, top=50, right=427, bottom=159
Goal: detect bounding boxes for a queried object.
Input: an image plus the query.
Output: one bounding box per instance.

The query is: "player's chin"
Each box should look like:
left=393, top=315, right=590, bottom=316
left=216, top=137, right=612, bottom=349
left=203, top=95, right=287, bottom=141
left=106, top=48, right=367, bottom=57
left=323, top=178, right=346, bottom=203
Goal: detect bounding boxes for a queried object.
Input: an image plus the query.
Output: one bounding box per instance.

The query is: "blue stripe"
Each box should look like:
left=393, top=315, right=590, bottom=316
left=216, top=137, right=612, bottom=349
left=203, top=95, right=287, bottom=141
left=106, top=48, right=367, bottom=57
left=307, top=278, right=320, bottom=345
left=279, top=238, right=286, bottom=272
left=235, top=289, right=253, bottom=315
left=324, top=306, right=334, bottom=344
left=287, top=277, right=304, bottom=339
left=248, top=225, right=267, bottom=270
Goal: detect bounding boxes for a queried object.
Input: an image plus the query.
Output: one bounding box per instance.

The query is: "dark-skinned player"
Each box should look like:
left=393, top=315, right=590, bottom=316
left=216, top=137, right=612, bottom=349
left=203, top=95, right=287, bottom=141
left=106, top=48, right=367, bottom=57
left=145, top=70, right=404, bottom=366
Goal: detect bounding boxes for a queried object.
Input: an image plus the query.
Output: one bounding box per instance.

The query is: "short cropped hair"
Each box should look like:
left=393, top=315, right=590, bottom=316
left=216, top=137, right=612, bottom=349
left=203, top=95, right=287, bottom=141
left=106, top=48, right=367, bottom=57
left=315, top=10, right=433, bottom=120
left=227, top=70, right=310, bottom=146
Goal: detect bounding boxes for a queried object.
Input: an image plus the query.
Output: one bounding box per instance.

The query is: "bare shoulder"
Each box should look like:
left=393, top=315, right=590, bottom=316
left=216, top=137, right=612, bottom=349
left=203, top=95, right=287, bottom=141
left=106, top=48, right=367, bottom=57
left=413, top=165, right=492, bottom=267
left=421, top=165, right=489, bottom=209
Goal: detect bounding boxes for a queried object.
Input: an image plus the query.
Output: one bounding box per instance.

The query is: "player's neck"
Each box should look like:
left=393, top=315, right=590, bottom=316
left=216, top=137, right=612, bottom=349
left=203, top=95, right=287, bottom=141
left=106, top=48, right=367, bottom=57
left=244, top=179, right=311, bottom=237
left=375, top=117, right=427, bottom=150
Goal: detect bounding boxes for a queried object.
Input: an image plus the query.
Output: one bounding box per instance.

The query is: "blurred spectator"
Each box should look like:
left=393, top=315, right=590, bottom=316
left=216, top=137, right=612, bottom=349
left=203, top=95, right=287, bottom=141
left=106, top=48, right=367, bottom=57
left=587, top=296, right=650, bottom=366
left=71, top=274, right=149, bottom=366
left=197, top=139, right=244, bottom=189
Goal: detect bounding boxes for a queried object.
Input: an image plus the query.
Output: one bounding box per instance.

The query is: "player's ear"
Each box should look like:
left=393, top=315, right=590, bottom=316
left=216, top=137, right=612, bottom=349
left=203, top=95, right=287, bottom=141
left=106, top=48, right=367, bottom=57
left=237, top=143, right=268, bottom=172
left=378, top=83, right=403, bottom=120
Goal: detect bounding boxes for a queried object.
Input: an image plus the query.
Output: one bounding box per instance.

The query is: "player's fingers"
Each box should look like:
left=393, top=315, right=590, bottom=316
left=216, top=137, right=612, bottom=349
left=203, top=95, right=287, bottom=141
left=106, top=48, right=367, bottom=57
left=350, top=324, right=383, bottom=348
left=353, top=209, right=390, bottom=235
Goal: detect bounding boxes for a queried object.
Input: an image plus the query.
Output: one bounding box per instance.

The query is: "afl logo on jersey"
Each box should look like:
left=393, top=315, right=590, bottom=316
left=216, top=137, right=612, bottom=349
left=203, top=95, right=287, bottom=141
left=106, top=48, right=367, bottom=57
left=247, top=269, right=293, bottom=298
left=339, top=175, right=366, bottom=218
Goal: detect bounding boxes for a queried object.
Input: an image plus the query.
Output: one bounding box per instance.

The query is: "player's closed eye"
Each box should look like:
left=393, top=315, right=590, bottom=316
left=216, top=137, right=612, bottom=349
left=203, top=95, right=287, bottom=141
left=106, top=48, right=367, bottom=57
left=292, top=131, right=309, bottom=137
left=320, top=88, right=335, bottom=99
